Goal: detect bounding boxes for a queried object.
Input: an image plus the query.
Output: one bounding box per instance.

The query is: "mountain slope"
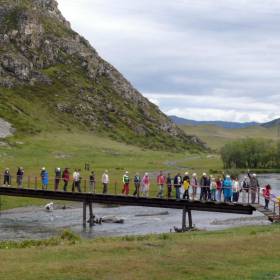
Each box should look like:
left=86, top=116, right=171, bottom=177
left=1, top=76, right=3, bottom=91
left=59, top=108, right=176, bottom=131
left=181, top=124, right=279, bottom=150
left=170, top=116, right=259, bottom=129
left=262, top=118, right=280, bottom=128
left=0, top=0, right=203, bottom=151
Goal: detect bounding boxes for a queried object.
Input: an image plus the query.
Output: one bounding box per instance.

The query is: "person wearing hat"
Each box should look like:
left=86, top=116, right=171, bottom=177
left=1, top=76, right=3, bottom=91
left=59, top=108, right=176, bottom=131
left=41, top=167, right=49, bottom=190
left=200, top=173, right=208, bottom=201
left=54, top=167, right=62, bottom=191
left=247, top=170, right=259, bottom=204
left=156, top=171, right=165, bottom=198
left=102, top=170, right=109, bottom=194
left=191, top=173, right=198, bottom=200
left=141, top=172, right=150, bottom=197
left=182, top=172, right=190, bottom=200
left=122, top=171, right=130, bottom=195
left=3, top=168, right=11, bottom=187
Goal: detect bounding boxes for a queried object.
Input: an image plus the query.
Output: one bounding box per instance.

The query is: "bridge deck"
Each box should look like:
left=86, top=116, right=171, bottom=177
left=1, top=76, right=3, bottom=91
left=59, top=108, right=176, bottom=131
left=0, top=187, right=255, bottom=215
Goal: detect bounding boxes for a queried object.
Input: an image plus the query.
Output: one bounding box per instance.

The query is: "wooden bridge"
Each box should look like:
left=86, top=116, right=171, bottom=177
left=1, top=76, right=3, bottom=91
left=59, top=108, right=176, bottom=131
left=1, top=185, right=277, bottom=231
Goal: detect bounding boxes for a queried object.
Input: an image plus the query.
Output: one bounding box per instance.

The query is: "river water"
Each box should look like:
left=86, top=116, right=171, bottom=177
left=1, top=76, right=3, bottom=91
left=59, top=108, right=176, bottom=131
left=0, top=174, right=279, bottom=241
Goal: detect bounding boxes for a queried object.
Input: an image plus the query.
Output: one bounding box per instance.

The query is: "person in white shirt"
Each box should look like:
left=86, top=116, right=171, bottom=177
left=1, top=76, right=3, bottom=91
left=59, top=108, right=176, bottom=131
left=232, top=177, right=241, bottom=203
left=102, top=170, right=109, bottom=194
left=72, top=169, right=81, bottom=192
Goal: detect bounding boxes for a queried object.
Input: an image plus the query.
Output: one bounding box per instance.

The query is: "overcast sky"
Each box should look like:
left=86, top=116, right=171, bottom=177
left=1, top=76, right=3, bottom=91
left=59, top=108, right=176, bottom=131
left=57, top=0, right=280, bottom=123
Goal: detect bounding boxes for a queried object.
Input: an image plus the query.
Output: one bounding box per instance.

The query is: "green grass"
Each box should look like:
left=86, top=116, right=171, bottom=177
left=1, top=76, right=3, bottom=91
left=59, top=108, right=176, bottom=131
left=0, top=225, right=279, bottom=280
left=0, top=131, right=220, bottom=210
left=181, top=124, right=280, bottom=151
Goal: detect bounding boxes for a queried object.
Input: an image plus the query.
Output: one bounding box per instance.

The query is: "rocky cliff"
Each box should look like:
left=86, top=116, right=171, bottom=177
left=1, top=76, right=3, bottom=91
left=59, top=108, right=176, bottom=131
left=0, top=0, right=204, bottom=150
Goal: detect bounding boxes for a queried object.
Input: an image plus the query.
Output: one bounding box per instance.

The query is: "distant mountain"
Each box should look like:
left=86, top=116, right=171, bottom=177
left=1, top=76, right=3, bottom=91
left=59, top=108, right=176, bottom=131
left=261, top=118, right=280, bottom=128
left=169, top=116, right=259, bottom=129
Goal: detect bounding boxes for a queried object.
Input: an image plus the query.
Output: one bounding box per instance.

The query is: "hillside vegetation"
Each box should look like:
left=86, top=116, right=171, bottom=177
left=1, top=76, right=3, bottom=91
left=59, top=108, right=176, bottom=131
left=0, top=131, right=218, bottom=210
left=0, top=0, right=203, bottom=151
left=181, top=124, right=280, bottom=150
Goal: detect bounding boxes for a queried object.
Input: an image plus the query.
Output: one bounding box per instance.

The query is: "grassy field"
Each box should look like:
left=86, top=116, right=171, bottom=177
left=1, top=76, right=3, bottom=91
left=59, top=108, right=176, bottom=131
left=181, top=124, right=280, bottom=151
left=0, top=225, right=279, bottom=280
left=0, top=131, right=222, bottom=210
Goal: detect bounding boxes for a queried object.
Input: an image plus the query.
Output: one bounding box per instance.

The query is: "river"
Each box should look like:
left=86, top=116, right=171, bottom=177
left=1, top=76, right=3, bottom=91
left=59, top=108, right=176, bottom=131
left=0, top=174, right=279, bottom=241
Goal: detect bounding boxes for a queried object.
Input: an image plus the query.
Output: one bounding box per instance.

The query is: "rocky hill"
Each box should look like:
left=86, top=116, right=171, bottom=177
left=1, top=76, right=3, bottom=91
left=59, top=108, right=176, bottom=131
left=0, top=0, right=203, bottom=151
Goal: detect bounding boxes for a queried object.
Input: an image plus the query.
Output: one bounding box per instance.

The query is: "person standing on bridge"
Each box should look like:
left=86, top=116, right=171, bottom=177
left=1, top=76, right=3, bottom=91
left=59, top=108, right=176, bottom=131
left=191, top=173, right=198, bottom=200
left=166, top=173, right=173, bottom=198
left=232, top=177, right=241, bottom=203
left=173, top=172, right=182, bottom=200
left=102, top=170, right=109, bottom=194
left=3, top=168, right=11, bottom=187
left=241, top=176, right=249, bottom=203
left=248, top=171, right=259, bottom=204
left=122, top=171, right=130, bottom=195
left=199, top=173, right=208, bottom=201
left=182, top=172, right=190, bottom=200
left=133, top=172, right=141, bottom=196
left=72, top=169, right=81, bottom=192
left=223, top=175, right=232, bottom=202
left=62, top=168, right=70, bottom=192
left=89, top=171, right=96, bottom=193
left=141, top=172, right=150, bottom=197
left=216, top=176, right=222, bottom=202
left=16, top=167, right=24, bottom=188
left=210, top=176, right=217, bottom=201
left=54, top=167, right=61, bottom=191
left=263, top=184, right=271, bottom=210
left=41, top=167, right=49, bottom=190
left=157, top=171, right=165, bottom=198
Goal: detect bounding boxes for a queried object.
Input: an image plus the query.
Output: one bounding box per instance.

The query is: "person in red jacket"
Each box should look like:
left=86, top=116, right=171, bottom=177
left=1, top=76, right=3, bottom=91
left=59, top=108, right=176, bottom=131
left=62, top=168, right=70, bottom=192
left=263, top=184, right=271, bottom=210
left=157, top=171, right=165, bottom=198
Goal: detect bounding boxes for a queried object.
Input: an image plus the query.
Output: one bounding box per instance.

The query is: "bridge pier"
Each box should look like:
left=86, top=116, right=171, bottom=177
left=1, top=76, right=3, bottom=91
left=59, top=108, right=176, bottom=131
left=88, top=202, right=95, bottom=227
left=83, top=201, right=87, bottom=227
left=181, top=207, right=193, bottom=232
left=83, top=201, right=95, bottom=227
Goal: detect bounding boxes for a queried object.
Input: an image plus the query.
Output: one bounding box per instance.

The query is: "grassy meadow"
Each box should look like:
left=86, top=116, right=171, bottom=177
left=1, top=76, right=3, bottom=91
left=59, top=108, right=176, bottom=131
left=181, top=124, right=280, bottom=151
left=0, top=130, right=222, bottom=210
left=0, top=225, right=279, bottom=280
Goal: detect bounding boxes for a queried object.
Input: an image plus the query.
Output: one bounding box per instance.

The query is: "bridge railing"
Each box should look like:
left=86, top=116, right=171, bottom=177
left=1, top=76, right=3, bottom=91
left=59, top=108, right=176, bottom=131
left=0, top=174, right=279, bottom=217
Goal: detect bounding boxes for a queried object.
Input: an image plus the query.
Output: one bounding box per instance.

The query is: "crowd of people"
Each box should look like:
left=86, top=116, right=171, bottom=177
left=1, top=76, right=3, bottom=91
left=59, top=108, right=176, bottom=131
left=1, top=167, right=273, bottom=208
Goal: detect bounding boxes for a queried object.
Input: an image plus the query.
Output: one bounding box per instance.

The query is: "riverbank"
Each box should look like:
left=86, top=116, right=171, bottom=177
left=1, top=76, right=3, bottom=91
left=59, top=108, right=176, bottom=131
left=0, top=224, right=279, bottom=280
left=0, top=203, right=271, bottom=241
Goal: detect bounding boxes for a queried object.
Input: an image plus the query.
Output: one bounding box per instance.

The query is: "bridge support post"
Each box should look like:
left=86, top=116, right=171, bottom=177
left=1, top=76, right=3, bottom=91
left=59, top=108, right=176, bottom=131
left=188, top=209, right=193, bottom=229
left=88, top=202, right=95, bottom=227
left=182, top=207, right=187, bottom=231
left=83, top=201, right=87, bottom=227
left=181, top=207, right=193, bottom=232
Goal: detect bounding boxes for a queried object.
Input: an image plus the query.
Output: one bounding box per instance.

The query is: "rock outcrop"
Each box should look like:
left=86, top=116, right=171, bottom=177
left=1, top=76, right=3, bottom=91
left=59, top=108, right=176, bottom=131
left=0, top=0, right=204, bottom=150
left=0, top=118, right=14, bottom=138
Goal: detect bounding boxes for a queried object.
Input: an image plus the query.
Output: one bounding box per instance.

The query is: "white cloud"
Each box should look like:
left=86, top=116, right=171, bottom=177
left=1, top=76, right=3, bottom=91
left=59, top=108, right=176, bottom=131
left=57, top=0, right=280, bottom=123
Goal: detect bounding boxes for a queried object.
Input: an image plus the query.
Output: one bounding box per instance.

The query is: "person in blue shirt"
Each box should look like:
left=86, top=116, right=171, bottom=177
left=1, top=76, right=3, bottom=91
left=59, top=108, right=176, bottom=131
left=223, top=175, right=232, bottom=202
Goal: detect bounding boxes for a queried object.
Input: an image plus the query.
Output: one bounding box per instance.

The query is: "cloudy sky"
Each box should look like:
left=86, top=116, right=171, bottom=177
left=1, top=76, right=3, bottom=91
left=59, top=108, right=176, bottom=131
left=57, top=0, right=280, bottom=123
